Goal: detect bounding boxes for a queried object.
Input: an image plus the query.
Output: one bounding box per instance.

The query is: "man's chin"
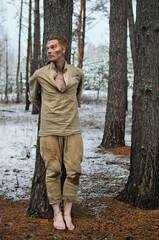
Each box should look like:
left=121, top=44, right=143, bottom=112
left=48, top=58, right=54, bottom=61
left=48, top=59, right=56, bottom=63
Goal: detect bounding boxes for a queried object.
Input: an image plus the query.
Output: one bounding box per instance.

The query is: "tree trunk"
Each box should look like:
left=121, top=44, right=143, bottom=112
left=29, top=0, right=73, bottom=218
left=5, top=38, right=8, bottom=103
left=20, top=72, right=23, bottom=95
left=0, top=54, right=2, bottom=102
left=16, top=0, right=23, bottom=103
left=101, top=0, right=127, bottom=148
left=117, top=0, right=159, bottom=209
left=42, top=0, right=73, bottom=65
left=32, top=0, right=41, bottom=114
left=127, top=0, right=135, bottom=68
left=29, top=112, right=52, bottom=218
left=77, top=0, right=86, bottom=69
left=25, top=0, right=32, bottom=111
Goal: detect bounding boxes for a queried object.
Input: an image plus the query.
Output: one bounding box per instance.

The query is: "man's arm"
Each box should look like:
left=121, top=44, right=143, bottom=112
left=77, top=71, right=84, bottom=107
left=28, top=71, right=41, bottom=110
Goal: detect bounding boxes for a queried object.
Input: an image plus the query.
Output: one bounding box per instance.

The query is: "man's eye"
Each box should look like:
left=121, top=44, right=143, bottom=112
left=52, top=45, right=57, bottom=49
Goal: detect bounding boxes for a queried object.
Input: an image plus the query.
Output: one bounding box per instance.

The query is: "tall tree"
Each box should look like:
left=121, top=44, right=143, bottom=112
left=101, top=0, right=127, bottom=148
left=0, top=54, right=2, bottom=101
left=32, top=0, right=41, bottom=73
left=5, top=37, right=9, bottom=103
left=127, top=0, right=135, bottom=68
left=15, top=0, right=23, bottom=103
left=117, top=0, right=159, bottom=209
left=77, top=0, right=86, bottom=69
left=31, top=0, right=41, bottom=114
left=20, top=72, right=23, bottom=95
left=29, top=0, right=73, bottom=218
left=25, top=0, right=32, bottom=111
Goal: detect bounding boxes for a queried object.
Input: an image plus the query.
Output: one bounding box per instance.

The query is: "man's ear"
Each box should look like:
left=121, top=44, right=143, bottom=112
left=62, top=46, right=66, bottom=54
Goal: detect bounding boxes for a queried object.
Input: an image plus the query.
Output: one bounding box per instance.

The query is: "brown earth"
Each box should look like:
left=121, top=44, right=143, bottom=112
left=98, top=146, right=131, bottom=158
left=1, top=147, right=159, bottom=240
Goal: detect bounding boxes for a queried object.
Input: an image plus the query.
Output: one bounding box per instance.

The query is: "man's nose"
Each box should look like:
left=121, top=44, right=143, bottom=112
left=47, top=48, right=51, bottom=53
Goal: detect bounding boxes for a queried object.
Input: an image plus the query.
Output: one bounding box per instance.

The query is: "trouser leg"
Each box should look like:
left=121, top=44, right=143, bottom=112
left=40, top=136, right=63, bottom=205
left=63, top=134, right=83, bottom=203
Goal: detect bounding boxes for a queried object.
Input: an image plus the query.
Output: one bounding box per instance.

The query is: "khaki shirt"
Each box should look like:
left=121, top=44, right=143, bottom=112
left=29, top=61, right=84, bottom=136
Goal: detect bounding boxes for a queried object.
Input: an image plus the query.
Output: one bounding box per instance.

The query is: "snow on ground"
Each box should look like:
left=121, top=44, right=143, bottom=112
left=0, top=89, right=132, bottom=202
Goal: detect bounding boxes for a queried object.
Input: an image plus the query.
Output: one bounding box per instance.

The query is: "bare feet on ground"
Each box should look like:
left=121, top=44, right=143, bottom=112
left=64, top=214, right=75, bottom=231
left=53, top=211, right=66, bottom=230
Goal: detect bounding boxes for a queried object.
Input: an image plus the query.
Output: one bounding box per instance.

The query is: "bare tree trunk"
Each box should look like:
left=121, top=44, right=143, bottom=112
left=20, top=72, right=23, bottom=95
left=29, top=4, right=33, bottom=77
left=25, top=0, right=32, bottom=111
left=5, top=37, right=8, bottom=103
left=101, top=0, right=127, bottom=148
left=16, top=0, right=23, bottom=103
left=0, top=54, right=2, bottom=102
left=29, top=0, right=73, bottom=218
left=77, top=0, right=86, bottom=69
left=127, top=0, right=135, bottom=68
left=117, top=0, right=159, bottom=209
left=32, top=0, right=41, bottom=114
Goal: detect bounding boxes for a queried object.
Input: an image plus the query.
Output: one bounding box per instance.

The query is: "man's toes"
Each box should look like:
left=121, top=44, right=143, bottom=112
left=53, top=223, right=65, bottom=230
left=64, top=216, right=75, bottom=231
left=67, top=223, right=75, bottom=231
left=53, top=217, right=66, bottom=230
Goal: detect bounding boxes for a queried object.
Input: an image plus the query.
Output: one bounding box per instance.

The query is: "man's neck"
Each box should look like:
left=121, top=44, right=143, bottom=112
left=54, top=58, right=65, bottom=72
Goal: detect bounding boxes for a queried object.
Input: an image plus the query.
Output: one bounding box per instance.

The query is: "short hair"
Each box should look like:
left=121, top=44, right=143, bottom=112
left=47, top=37, right=66, bottom=49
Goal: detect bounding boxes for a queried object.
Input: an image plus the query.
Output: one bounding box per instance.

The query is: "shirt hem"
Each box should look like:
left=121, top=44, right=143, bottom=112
left=38, top=130, right=82, bottom=137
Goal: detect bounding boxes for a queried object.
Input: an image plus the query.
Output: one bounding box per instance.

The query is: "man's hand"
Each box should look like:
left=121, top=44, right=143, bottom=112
left=34, top=102, right=40, bottom=111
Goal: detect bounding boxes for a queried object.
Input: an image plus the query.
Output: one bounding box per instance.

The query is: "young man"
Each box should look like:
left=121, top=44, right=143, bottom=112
left=29, top=37, right=84, bottom=231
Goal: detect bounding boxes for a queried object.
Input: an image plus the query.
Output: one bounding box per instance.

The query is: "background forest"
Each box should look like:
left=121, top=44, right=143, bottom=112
left=0, top=0, right=133, bottom=103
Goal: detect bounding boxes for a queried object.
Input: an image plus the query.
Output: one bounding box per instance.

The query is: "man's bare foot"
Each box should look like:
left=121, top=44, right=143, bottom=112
left=64, top=214, right=75, bottom=231
left=63, top=202, right=75, bottom=231
left=53, top=211, right=66, bottom=230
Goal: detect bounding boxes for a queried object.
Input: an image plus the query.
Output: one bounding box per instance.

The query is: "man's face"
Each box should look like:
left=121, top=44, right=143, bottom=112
left=46, top=39, right=66, bottom=63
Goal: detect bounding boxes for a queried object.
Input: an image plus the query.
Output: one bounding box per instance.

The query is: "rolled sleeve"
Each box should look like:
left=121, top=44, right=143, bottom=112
left=28, top=71, right=41, bottom=103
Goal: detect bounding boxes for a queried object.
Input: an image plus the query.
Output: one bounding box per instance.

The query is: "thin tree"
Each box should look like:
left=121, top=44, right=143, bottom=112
left=20, top=72, right=23, bottom=95
left=127, top=0, right=135, bottom=68
left=117, top=0, right=159, bottom=209
left=25, top=0, right=32, bottom=111
left=29, top=0, right=73, bottom=218
left=5, top=37, right=8, bottom=103
left=101, top=0, right=127, bottom=148
left=32, top=0, right=41, bottom=114
left=15, top=0, right=23, bottom=103
left=0, top=54, right=2, bottom=101
left=77, top=0, right=86, bottom=69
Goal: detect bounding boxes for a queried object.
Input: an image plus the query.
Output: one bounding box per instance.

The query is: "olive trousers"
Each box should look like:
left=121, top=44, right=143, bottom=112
left=40, top=134, right=83, bottom=205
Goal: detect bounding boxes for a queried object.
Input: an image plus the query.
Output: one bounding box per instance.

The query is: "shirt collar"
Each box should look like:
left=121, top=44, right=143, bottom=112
left=49, top=61, right=68, bottom=72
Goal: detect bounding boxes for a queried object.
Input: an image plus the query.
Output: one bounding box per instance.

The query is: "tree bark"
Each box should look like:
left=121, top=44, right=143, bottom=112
left=25, top=0, right=32, bottom=111
left=29, top=0, right=73, bottom=218
left=20, top=72, right=23, bottom=95
left=0, top=54, right=2, bottom=102
left=127, top=0, right=135, bottom=68
left=5, top=38, right=8, bottom=103
left=29, top=112, right=52, bottom=218
left=101, top=0, right=127, bottom=148
left=16, top=0, right=23, bottom=103
left=42, top=0, right=73, bottom=65
left=117, top=0, right=159, bottom=209
left=32, top=0, right=41, bottom=114
left=77, top=0, right=86, bottom=69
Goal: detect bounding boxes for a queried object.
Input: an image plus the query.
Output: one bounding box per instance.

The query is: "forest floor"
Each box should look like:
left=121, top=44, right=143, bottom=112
left=1, top=147, right=159, bottom=240
left=1, top=91, right=159, bottom=239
